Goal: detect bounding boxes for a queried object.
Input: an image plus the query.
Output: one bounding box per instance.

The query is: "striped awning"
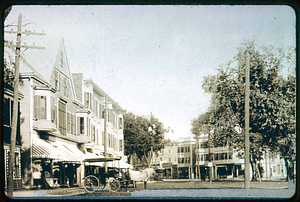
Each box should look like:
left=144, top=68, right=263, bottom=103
left=32, top=134, right=86, bottom=163
left=32, top=135, right=67, bottom=161
left=50, top=142, right=87, bottom=163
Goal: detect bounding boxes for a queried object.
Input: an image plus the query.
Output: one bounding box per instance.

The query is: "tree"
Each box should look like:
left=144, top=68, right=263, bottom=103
left=4, top=58, right=15, bottom=90
left=124, top=112, right=166, bottom=168
left=192, top=42, right=296, bottom=181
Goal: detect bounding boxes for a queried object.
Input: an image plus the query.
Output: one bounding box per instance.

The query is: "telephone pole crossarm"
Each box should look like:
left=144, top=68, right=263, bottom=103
left=5, top=43, right=45, bottom=50
left=5, top=30, right=46, bottom=35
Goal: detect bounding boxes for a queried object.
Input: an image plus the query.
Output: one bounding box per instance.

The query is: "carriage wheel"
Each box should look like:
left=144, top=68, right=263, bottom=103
left=108, top=178, right=121, bottom=192
left=96, top=177, right=105, bottom=191
left=83, top=175, right=99, bottom=193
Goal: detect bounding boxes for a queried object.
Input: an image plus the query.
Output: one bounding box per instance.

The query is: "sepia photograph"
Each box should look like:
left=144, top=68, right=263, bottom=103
left=2, top=4, right=297, bottom=200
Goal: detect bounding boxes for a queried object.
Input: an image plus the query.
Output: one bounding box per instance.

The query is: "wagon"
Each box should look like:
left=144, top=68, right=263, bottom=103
left=82, top=157, right=135, bottom=192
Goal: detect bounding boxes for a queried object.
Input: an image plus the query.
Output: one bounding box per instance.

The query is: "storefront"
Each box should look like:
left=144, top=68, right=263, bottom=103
left=31, top=134, right=87, bottom=188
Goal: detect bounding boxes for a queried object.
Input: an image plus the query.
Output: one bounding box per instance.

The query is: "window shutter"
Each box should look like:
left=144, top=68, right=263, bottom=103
left=34, top=95, right=41, bottom=119
left=87, top=118, right=89, bottom=136
left=51, top=97, right=55, bottom=123
left=77, top=117, right=80, bottom=135
left=40, top=96, right=46, bottom=119
left=59, top=74, right=62, bottom=92
left=67, top=112, right=70, bottom=133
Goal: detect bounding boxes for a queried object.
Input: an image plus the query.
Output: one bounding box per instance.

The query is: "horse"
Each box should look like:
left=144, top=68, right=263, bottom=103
left=128, top=168, right=155, bottom=189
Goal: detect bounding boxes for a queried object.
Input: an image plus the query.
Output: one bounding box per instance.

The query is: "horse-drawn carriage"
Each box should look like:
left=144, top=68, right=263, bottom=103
left=82, top=157, right=155, bottom=192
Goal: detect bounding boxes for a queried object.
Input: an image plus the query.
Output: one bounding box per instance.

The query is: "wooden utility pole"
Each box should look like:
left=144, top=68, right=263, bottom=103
left=150, top=146, right=153, bottom=168
left=208, top=132, right=213, bottom=183
left=5, top=14, right=45, bottom=197
left=244, top=51, right=250, bottom=189
left=104, top=96, right=108, bottom=179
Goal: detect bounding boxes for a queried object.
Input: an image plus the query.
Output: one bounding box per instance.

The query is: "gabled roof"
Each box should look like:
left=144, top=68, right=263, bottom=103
left=4, top=32, right=78, bottom=101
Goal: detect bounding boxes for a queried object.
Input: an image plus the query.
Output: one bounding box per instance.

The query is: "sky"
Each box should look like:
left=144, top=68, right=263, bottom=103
left=4, top=5, right=296, bottom=140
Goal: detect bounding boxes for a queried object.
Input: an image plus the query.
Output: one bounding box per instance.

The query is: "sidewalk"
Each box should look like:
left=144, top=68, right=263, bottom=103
left=6, top=187, right=87, bottom=198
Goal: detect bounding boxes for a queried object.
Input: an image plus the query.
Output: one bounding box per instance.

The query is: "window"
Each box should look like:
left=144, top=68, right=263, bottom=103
left=71, top=114, right=75, bottom=134
left=185, top=146, right=190, bottom=153
left=84, top=92, right=90, bottom=109
left=63, top=77, right=69, bottom=96
left=181, top=147, right=184, bottom=153
left=185, top=157, right=191, bottom=163
left=119, top=118, right=123, bottom=129
left=51, top=97, right=57, bottom=125
left=205, top=154, right=209, bottom=161
left=15, top=152, right=20, bottom=178
left=200, top=154, right=204, bottom=161
left=107, top=110, right=110, bottom=122
left=214, top=153, right=219, bottom=160
left=101, top=105, right=105, bottom=119
left=34, top=95, right=47, bottom=119
left=77, top=117, right=84, bottom=135
left=108, top=134, right=111, bottom=148
left=224, top=152, right=228, bottom=160
left=91, top=125, right=95, bottom=142
left=4, top=98, right=10, bottom=126
left=119, top=139, right=123, bottom=152
left=54, top=71, right=59, bottom=90
left=58, top=101, right=66, bottom=136
left=229, top=151, right=233, bottom=159
left=178, top=158, right=184, bottom=163
left=168, top=157, right=171, bottom=162
left=87, top=118, right=90, bottom=136
left=200, top=141, right=208, bottom=149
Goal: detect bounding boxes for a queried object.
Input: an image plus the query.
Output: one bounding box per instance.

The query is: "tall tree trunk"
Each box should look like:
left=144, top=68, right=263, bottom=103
left=256, top=162, right=261, bottom=182
left=284, top=158, right=290, bottom=181
left=249, top=156, right=255, bottom=181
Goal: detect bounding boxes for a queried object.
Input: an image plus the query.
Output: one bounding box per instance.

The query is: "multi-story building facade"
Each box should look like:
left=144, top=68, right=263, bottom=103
left=176, top=138, right=196, bottom=179
left=72, top=74, right=125, bottom=160
left=137, top=137, right=196, bottom=179
left=4, top=33, right=126, bottom=189
left=141, top=134, right=287, bottom=181
left=195, top=134, right=287, bottom=181
left=3, top=88, right=23, bottom=189
left=151, top=142, right=178, bottom=179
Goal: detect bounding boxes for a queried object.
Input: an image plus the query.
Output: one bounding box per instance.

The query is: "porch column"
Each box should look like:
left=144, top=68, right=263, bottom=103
left=214, top=166, right=217, bottom=179
left=78, top=163, right=85, bottom=186
left=191, top=167, right=194, bottom=179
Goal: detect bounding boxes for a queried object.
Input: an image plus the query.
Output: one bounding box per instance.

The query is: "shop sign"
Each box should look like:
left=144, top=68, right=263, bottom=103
left=162, top=162, right=172, bottom=168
